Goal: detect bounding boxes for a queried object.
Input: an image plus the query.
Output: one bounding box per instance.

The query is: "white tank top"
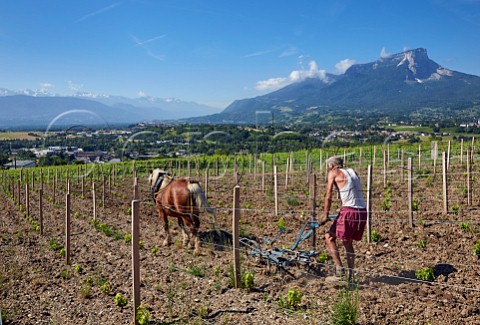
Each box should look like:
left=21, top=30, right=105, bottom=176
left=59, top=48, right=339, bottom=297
left=339, top=168, right=366, bottom=208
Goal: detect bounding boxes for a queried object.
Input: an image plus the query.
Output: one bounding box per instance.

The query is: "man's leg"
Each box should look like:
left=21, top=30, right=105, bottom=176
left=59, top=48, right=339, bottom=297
left=342, top=239, right=355, bottom=281
left=325, top=232, right=342, bottom=268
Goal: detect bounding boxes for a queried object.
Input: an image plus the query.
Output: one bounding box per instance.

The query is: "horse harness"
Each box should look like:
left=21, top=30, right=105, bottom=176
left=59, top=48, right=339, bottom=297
left=151, top=173, right=173, bottom=202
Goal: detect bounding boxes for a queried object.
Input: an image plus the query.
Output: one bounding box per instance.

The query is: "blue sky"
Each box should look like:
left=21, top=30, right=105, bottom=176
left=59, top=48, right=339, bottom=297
left=1, top=0, right=480, bottom=109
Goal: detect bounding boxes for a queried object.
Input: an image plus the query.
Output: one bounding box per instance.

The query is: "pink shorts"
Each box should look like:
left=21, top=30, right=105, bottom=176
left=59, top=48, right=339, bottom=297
left=328, top=206, right=367, bottom=241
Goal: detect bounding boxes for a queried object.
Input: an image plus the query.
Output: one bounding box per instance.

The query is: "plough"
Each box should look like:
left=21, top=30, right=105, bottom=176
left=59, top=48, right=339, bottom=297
left=240, top=215, right=337, bottom=275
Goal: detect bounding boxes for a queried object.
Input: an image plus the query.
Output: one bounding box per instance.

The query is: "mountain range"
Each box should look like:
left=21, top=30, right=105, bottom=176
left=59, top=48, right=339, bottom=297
left=2, top=48, right=480, bottom=129
left=190, top=48, right=480, bottom=125
left=0, top=90, right=220, bottom=129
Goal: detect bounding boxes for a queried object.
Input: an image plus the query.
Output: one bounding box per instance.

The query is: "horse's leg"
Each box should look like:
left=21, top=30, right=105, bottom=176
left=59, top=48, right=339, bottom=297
left=159, top=209, right=171, bottom=246
left=191, top=214, right=201, bottom=255
left=178, top=217, right=190, bottom=248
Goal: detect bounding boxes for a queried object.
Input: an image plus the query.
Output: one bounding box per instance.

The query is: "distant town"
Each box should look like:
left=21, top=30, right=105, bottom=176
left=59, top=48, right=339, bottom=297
left=1, top=120, right=478, bottom=169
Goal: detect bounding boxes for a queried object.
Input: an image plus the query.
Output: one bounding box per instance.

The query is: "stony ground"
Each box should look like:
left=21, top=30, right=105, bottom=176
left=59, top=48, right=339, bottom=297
left=1, top=167, right=480, bottom=324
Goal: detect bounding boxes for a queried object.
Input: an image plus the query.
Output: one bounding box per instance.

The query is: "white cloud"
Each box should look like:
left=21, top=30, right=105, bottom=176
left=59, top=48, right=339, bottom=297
left=256, top=77, right=290, bottom=91
left=380, top=47, right=391, bottom=58
left=279, top=47, right=298, bottom=57
left=335, top=59, right=355, bottom=74
left=68, top=80, right=83, bottom=92
left=137, top=90, right=147, bottom=97
left=242, top=49, right=275, bottom=58
left=77, top=3, right=120, bottom=23
left=132, top=34, right=166, bottom=46
left=39, top=83, right=54, bottom=89
left=255, top=60, right=329, bottom=91
left=130, top=33, right=166, bottom=61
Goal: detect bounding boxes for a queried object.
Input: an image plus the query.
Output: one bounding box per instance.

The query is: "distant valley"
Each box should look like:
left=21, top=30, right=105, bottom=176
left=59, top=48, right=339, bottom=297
left=0, top=91, right=220, bottom=129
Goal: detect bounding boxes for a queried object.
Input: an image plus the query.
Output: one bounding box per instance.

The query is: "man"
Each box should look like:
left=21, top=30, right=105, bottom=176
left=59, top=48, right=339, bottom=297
left=320, top=156, right=367, bottom=283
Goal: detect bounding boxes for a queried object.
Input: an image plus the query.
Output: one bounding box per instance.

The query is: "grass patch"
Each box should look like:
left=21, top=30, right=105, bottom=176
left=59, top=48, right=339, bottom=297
left=331, top=288, right=359, bottom=325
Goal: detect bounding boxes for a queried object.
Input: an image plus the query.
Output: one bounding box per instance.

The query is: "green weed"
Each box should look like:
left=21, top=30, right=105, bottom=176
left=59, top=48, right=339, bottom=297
left=370, top=230, right=381, bottom=243
left=79, top=284, right=92, bottom=299
left=136, top=304, right=150, bottom=325
left=417, top=239, right=426, bottom=249
left=187, top=264, right=205, bottom=277
left=474, top=241, right=480, bottom=257
left=101, top=282, right=111, bottom=294
left=286, top=197, right=300, bottom=206
left=86, top=275, right=94, bottom=286
left=277, top=217, right=286, bottom=230
left=331, top=288, right=359, bottom=325
left=278, top=288, right=303, bottom=310
left=244, top=272, right=254, bottom=291
left=459, top=222, right=471, bottom=232
left=60, top=268, right=71, bottom=280
left=415, top=267, right=435, bottom=282
left=451, top=203, right=460, bottom=213
left=115, top=293, right=128, bottom=307
left=318, top=252, right=329, bottom=263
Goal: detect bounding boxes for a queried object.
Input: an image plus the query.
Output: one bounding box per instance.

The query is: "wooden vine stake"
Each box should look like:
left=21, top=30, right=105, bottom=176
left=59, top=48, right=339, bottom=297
left=418, top=144, right=422, bottom=171
left=460, top=139, right=464, bottom=164
left=274, top=165, right=278, bottom=216
left=204, top=168, right=209, bottom=200
left=359, top=147, right=363, bottom=170
left=310, top=174, right=317, bottom=250
left=25, top=183, right=30, bottom=218
left=39, top=188, right=44, bottom=236
left=387, top=144, right=390, bottom=168
left=103, top=175, right=106, bottom=207
left=261, top=160, right=265, bottom=193
left=408, top=158, right=413, bottom=228
left=233, top=162, right=238, bottom=185
left=383, top=150, right=387, bottom=188
left=133, top=177, right=139, bottom=200
left=447, top=141, right=451, bottom=170
left=366, top=165, right=373, bottom=243
left=285, top=158, right=289, bottom=190
left=442, top=152, right=448, bottom=213
left=400, top=148, right=405, bottom=182
left=53, top=169, right=57, bottom=205
left=467, top=148, right=471, bottom=206
left=82, top=175, right=85, bottom=198
left=131, top=199, right=140, bottom=325
left=92, top=183, right=97, bottom=221
left=65, top=189, right=71, bottom=265
left=232, top=185, right=241, bottom=288
left=17, top=180, right=21, bottom=207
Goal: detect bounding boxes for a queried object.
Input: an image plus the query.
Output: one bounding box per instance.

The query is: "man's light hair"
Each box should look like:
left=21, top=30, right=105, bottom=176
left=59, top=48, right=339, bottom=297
left=326, top=156, right=343, bottom=168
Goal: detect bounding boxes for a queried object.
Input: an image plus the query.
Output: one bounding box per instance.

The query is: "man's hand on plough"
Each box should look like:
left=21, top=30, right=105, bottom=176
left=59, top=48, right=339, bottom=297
left=319, top=216, right=330, bottom=226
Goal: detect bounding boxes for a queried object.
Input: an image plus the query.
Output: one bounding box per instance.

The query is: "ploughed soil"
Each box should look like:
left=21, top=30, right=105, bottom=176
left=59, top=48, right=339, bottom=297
left=1, top=167, right=480, bottom=324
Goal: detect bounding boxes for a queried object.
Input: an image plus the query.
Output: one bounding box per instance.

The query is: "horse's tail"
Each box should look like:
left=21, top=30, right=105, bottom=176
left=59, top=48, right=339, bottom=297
left=187, top=183, right=215, bottom=215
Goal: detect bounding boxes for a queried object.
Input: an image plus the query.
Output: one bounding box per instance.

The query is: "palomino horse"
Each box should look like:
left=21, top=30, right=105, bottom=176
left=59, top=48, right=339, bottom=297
left=148, top=169, right=213, bottom=255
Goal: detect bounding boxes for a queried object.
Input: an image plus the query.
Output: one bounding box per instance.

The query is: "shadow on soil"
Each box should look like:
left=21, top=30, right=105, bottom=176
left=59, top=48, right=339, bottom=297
left=369, top=263, right=456, bottom=286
